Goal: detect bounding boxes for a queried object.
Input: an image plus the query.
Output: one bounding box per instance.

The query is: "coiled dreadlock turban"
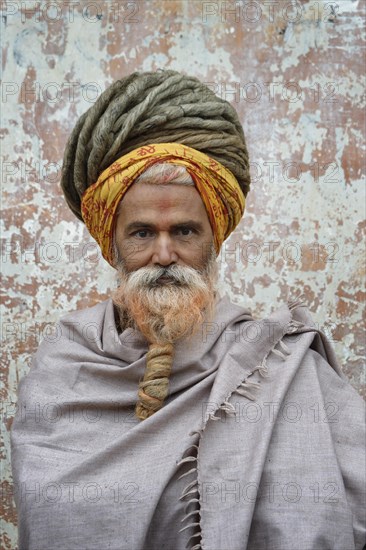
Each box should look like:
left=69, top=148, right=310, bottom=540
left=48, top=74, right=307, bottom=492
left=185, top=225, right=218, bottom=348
left=60, top=69, right=251, bottom=267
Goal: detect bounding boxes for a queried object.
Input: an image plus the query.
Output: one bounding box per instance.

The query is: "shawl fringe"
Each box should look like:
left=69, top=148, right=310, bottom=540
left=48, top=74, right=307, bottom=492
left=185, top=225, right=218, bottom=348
left=176, top=298, right=306, bottom=550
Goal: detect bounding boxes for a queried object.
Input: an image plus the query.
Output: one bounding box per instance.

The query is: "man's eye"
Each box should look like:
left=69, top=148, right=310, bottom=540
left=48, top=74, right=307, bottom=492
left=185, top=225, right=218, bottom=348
left=133, top=230, right=151, bottom=238
left=178, top=227, right=195, bottom=236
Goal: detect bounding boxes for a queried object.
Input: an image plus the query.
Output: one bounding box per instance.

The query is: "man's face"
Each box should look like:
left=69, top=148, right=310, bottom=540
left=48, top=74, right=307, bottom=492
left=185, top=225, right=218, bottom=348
left=114, top=183, right=214, bottom=272
left=112, top=183, right=218, bottom=344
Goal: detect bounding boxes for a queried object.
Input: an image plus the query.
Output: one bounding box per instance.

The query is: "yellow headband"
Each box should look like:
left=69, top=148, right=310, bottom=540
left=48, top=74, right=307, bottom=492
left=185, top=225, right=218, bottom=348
left=81, top=143, right=245, bottom=267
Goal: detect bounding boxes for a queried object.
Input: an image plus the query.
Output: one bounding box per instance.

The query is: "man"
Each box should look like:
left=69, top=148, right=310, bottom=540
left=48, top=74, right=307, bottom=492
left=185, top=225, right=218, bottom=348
left=11, top=70, right=365, bottom=550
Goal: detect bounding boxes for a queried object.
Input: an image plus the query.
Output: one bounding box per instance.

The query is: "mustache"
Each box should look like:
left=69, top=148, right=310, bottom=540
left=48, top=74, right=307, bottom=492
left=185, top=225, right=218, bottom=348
left=122, top=264, right=206, bottom=287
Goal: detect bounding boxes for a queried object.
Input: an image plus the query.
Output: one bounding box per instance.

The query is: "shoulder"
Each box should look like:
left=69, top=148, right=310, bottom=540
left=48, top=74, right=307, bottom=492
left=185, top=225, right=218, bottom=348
left=268, top=297, right=364, bottom=403
left=58, top=298, right=112, bottom=326
left=31, top=298, right=116, bottom=366
left=242, top=295, right=358, bottom=390
left=51, top=298, right=112, bottom=341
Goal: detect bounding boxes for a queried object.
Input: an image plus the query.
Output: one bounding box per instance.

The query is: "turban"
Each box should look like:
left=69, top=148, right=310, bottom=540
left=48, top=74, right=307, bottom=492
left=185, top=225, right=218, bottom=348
left=60, top=69, right=251, bottom=223
left=81, top=142, right=245, bottom=266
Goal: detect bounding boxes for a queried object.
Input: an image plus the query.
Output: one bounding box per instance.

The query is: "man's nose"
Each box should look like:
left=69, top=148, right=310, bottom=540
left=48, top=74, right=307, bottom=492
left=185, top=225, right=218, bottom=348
left=151, top=233, right=179, bottom=266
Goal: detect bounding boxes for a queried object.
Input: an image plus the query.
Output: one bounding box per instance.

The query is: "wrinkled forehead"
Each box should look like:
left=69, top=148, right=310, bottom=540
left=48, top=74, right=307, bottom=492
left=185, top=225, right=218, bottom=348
left=116, top=183, right=212, bottom=231
left=115, top=161, right=195, bottom=214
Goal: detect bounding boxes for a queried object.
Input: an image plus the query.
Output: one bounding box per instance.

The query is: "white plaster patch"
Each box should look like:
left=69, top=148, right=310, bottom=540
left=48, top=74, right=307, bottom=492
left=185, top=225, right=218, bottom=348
left=273, top=2, right=333, bottom=71
left=168, top=26, right=235, bottom=78
left=140, top=52, right=170, bottom=71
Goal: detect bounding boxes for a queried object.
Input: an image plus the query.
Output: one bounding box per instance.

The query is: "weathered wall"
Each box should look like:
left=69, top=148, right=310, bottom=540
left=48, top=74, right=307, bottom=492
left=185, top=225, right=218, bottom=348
left=1, top=0, right=365, bottom=546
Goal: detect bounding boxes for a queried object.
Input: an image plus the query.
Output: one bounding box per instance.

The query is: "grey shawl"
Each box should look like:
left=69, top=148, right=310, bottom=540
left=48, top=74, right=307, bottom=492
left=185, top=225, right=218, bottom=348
left=10, top=295, right=366, bottom=550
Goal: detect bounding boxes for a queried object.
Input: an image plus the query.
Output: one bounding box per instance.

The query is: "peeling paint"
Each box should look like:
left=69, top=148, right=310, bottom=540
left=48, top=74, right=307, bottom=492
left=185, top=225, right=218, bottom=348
left=1, top=0, right=365, bottom=545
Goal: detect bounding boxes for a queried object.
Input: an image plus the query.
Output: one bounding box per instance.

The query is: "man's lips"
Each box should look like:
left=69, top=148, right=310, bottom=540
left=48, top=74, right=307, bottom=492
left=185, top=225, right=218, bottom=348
left=148, top=275, right=175, bottom=287
left=157, top=276, right=175, bottom=283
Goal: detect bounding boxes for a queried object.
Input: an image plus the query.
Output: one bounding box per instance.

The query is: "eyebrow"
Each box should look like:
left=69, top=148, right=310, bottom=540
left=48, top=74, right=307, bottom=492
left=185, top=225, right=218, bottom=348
left=125, top=220, right=205, bottom=233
